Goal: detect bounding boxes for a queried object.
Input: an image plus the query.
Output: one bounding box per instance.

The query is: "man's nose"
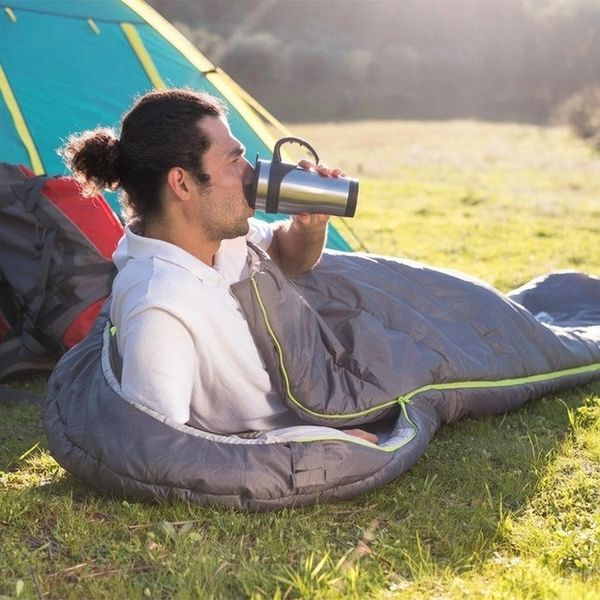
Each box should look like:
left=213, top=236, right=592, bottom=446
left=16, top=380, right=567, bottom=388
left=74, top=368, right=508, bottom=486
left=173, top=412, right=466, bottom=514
left=242, top=158, right=254, bottom=182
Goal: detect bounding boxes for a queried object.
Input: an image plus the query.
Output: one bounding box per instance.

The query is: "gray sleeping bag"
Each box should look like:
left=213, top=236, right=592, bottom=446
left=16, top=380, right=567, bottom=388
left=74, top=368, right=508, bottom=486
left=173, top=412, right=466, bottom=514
left=44, top=247, right=600, bottom=510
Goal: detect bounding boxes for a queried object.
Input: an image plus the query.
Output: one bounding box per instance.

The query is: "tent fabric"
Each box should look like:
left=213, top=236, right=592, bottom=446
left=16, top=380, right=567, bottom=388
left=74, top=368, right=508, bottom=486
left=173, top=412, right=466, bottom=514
left=44, top=250, right=600, bottom=510
left=0, top=0, right=351, bottom=251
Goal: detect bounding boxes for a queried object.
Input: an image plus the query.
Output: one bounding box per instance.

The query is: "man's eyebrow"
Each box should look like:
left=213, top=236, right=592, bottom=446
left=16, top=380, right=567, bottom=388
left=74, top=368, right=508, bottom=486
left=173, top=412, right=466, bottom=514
left=227, top=144, right=245, bottom=158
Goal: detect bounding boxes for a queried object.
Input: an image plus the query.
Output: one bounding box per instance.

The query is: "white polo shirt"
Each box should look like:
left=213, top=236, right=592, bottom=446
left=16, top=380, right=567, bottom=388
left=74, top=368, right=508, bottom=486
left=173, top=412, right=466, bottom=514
left=110, top=218, right=298, bottom=434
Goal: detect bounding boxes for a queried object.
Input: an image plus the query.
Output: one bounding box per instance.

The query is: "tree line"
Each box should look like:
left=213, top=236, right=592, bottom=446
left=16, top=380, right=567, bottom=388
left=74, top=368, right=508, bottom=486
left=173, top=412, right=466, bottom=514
left=149, top=0, right=600, bottom=128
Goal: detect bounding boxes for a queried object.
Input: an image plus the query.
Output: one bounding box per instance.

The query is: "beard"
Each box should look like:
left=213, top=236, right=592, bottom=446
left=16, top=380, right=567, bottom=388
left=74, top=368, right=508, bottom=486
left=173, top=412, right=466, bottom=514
left=199, top=188, right=251, bottom=242
left=215, top=217, right=250, bottom=241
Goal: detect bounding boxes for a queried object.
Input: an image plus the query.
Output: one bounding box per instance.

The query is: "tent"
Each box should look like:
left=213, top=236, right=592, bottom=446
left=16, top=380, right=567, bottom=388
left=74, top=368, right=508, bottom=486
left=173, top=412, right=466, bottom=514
left=0, top=0, right=351, bottom=250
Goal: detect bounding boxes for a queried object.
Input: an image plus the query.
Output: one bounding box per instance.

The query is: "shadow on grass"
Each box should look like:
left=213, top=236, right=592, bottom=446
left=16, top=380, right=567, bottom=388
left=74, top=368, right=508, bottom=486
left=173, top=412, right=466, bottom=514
left=0, top=404, right=46, bottom=472
left=0, top=373, right=49, bottom=470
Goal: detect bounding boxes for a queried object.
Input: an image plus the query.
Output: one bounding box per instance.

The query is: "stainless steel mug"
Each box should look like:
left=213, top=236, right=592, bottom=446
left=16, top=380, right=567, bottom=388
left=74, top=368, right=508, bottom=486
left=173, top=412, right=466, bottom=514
left=247, top=137, right=358, bottom=217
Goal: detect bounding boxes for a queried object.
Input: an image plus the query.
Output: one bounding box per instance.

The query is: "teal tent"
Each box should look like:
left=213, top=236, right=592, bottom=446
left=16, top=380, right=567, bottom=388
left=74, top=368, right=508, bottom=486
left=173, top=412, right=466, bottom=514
left=0, top=0, right=351, bottom=250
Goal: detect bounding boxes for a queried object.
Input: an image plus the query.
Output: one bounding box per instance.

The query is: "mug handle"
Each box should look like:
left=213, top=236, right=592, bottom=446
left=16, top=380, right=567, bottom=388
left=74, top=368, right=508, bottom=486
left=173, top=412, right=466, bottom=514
left=273, top=137, right=320, bottom=165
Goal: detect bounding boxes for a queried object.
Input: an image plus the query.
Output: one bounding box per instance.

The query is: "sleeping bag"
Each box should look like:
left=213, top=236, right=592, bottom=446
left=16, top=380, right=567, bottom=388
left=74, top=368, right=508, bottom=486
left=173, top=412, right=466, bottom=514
left=44, top=246, right=600, bottom=509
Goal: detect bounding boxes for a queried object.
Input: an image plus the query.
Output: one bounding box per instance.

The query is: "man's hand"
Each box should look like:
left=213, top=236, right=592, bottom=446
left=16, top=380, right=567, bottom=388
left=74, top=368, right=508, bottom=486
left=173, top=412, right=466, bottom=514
left=345, top=428, right=379, bottom=444
left=268, top=160, right=346, bottom=276
left=293, top=159, right=345, bottom=228
left=297, top=159, right=346, bottom=179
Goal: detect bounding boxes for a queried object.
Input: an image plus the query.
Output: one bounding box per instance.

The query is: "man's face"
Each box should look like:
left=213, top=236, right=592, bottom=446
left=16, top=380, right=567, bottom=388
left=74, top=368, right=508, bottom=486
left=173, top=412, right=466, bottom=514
left=190, top=116, right=255, bottom=242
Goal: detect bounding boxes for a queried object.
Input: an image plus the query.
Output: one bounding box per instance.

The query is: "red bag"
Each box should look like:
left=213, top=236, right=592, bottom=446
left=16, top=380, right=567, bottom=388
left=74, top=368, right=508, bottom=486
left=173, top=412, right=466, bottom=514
left=0, top=163, right=123, bottom=379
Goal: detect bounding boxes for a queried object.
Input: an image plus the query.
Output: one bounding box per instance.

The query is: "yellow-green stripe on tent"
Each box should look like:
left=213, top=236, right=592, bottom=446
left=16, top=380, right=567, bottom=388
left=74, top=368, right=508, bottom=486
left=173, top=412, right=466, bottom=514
left=0, top=64, right=43, bottom=174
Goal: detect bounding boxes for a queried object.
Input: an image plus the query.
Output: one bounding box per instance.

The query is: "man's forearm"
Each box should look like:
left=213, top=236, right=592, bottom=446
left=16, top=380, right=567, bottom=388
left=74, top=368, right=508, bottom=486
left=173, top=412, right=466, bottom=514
left=268, top=216, right=328, bottom=277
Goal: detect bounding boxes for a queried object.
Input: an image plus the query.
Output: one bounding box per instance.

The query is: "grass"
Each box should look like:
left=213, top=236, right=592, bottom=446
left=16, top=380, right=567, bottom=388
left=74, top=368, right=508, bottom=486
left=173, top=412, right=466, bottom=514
left=304, top=120, right=600, bottom=290
left=1, top=119, right=600, bottom=598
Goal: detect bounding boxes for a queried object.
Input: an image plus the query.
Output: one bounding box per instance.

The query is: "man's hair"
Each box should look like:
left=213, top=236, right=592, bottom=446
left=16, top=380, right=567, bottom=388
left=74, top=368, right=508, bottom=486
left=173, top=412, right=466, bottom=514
left=59, top=89, right=225, bottom=223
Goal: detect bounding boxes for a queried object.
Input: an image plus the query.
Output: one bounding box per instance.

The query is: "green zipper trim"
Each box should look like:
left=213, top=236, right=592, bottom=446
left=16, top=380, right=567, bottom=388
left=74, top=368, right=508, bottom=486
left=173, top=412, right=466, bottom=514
left=250, top=276, right=600, bottom=421
left=279, top=401, right=419, bottom=452
left=268, top=392, right=419, bottom=452
left=396, top=361, right=600, bottom=405
left=251, top=277, right=400, bottom=420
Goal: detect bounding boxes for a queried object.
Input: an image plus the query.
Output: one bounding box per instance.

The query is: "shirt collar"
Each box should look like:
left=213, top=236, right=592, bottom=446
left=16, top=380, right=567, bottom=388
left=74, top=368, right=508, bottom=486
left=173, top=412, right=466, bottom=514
left=113, top=225, right=222, bottom=283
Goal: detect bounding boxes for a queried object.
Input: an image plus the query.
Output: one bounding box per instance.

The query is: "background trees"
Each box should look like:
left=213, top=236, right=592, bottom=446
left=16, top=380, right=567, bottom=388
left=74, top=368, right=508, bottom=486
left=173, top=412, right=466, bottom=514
left=150, top=0, right=600, bottom=136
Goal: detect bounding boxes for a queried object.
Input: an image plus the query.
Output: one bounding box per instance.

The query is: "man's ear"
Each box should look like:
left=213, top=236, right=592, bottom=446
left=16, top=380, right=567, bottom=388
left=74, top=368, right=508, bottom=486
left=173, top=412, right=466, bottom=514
left=166, top=167, right=192, bottom=201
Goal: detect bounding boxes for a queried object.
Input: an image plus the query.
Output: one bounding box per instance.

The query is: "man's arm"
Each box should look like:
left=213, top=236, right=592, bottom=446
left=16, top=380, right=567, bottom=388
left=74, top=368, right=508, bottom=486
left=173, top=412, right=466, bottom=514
left=267, top=161, right=344, bottom=277
left=267, top=213, right=329, bottom=277
left=119, top=308, right=195, bottom=424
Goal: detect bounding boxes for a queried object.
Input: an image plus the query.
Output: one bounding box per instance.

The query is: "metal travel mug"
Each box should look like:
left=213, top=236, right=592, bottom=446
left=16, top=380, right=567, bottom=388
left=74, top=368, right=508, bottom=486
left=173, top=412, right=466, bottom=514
left=248, top=137, right=358, bottom=217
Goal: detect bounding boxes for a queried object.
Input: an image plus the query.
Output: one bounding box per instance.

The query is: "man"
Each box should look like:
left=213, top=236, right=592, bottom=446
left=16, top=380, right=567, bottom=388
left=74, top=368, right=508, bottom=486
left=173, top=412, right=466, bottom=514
left=62, top=88, right=377, bottom=443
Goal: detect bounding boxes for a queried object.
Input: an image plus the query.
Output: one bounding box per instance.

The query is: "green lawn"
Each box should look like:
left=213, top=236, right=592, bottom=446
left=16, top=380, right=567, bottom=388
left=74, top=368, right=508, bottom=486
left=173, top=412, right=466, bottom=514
left=1, top=120, right=599, bottom=599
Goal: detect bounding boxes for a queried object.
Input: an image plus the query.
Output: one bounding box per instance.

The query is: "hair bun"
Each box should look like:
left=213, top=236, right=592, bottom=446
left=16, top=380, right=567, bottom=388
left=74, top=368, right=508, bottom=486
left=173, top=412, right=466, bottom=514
left=59, top=127, right=121, bottom=196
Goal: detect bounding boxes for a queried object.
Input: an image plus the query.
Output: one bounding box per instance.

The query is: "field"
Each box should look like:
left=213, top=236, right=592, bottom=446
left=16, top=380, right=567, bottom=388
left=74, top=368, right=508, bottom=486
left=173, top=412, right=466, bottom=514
left=1, top=120, right=600, bottom=598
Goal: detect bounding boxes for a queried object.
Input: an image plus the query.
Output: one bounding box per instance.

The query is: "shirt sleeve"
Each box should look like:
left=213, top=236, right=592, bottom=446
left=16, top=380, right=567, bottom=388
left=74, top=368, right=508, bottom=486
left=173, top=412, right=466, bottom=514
left=247, top=217, right=276, bottom=251
left=118, top=307, right=195, bottom=424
